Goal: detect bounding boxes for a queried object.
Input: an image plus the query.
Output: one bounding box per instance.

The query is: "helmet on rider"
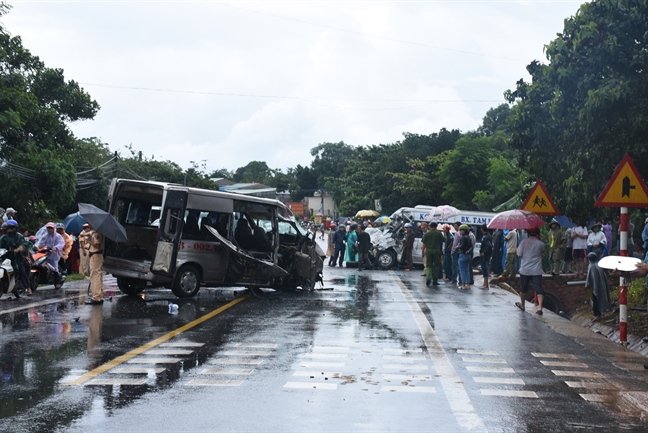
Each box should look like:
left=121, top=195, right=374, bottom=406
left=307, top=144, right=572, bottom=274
left=5, top=219, right=18, bottom=228
left=404, top=223, right=413, bottom=228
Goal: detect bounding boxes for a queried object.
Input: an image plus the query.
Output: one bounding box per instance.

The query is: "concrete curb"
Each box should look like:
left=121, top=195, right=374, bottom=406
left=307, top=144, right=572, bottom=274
left=570, top=313, right=648, bottom=358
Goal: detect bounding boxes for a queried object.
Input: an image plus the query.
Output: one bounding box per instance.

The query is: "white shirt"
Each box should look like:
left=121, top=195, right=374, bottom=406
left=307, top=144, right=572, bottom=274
left=572, top=226, right=588, bottom=250
left=587, top=231, right=607, bottom=246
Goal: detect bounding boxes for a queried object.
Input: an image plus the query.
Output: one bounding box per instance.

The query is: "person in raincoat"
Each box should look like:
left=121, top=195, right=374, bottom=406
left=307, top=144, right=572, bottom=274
left=56, top=223, right=74, bottom=274
left=345, top=223, right=358, bottom=263
left=36, top=222, right=65, bottom=289
left=0, top=219, right=31, bottom=294
left=585, top=252, right=610, bottom=322
left=548, top=218, right=566, bottom=275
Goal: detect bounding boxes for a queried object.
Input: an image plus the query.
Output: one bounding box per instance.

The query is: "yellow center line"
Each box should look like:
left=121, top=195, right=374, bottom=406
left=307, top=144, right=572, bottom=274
left=65, top=295, right=249, bottom=386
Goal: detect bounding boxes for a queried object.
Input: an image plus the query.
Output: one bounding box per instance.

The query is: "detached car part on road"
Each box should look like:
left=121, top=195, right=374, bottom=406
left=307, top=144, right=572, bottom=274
left=103, top=179, right=324, bottom=298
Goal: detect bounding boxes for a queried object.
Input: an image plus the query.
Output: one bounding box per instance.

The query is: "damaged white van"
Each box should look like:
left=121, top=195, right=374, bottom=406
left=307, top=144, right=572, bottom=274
left=104, top=179, right=324, bottom=297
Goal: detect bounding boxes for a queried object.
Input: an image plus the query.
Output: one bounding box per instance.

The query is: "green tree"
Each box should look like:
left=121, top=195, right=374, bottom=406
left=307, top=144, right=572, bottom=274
left=437, top=136, right=493, bottom=209
left=232, top=161, right=273, bottom=183
left=478, top=104, right=512, bottom=137
left=309, top=141, right=354, bottom=189
left=506, top=0, right=648, bottom=220
left=0, top=3, right=100, bottom=226
left=473, top=156, right=525, bottom=210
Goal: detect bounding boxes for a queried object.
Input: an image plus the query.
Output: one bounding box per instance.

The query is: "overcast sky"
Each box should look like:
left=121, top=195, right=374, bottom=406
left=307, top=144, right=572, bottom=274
left=5, top=0, right=582, bottom=173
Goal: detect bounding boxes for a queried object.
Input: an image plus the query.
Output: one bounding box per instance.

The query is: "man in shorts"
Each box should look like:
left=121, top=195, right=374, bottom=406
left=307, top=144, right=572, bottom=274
left=515, top=228, right=547, bottom=315
left=572, top=222, right=589, bottom=277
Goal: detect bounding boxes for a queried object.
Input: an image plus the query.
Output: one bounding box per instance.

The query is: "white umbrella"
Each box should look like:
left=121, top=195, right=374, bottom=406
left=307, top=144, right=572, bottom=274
left=427, top=205, right=460, bottom=221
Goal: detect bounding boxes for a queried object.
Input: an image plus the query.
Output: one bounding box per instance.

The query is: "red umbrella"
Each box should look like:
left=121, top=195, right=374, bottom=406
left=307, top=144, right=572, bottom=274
left=487, top=210, right=545, bottom=230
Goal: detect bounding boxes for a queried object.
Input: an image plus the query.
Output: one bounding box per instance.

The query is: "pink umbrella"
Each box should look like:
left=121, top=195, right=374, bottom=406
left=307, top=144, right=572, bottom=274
left=487, top=210, right=546, bottom=230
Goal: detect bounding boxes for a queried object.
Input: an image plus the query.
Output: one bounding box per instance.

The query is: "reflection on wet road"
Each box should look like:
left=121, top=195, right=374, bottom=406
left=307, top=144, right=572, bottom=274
left=0, top=269, right=647, bottom=432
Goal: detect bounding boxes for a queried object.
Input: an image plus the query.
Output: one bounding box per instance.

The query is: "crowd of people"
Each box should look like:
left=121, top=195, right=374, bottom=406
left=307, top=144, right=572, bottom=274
left=0, top=207, right=105, bottom=304
left=320, top=214, right=648, bottom=319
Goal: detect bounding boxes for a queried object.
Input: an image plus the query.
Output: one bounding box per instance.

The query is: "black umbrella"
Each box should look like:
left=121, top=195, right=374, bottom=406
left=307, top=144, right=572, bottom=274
left=78, top=203, right=128, bottom=242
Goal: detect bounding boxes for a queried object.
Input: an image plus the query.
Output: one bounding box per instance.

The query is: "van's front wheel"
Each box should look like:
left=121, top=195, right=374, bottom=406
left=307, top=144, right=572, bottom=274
left=172, top=265, right=201, bottom=298
left=117, top=277, right=146, bottom=296
left=375, top=250, right=396, bottom=270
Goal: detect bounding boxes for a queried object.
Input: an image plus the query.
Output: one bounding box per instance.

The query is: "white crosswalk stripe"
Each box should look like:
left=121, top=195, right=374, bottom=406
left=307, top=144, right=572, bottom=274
left=381, top=386, right=436, bottom=393
left=481, top=389, right=538, bottom=398
left=473, top=377, right=525, bottom=385
left=284, top=381, right=337, bottom=390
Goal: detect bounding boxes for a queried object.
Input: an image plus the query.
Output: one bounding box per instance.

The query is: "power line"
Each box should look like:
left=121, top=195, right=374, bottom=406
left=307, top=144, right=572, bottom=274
left=79, top=83, right=503, bottom=109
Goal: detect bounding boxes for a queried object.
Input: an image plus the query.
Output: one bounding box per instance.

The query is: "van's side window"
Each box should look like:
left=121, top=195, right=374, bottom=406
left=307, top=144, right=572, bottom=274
left=182, top=209, right=231, bottom=241
left=117, top=200, right=159, bottom=227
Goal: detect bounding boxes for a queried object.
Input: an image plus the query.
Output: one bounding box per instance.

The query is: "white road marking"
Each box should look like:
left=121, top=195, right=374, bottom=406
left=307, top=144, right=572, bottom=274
left=552, top=370, right=604, bottom=378
left=462, top=357, right=507, bottom=364
left=392, top=275, right=486, bottom=432
left=580, top=394, right=605, bottom=402
left=381, top=386, right=436, bottom=393
left=457, top=350, right=499, bottom=356
left=311, top=345, right=349, bottom=352
left=565, top=381, right=615, bottom=389
left=382, top=374, right=432, bottom=381
left=531, top=353, right=577, bottom=359
left=185, top=379, right=243, bottom=386
left=299, top=362, right=345, bottom=368
left=109, top=367, right=166, bottom=374
left=221, top=350, right=272, bottom=356
left=127, top=358, right=181, bottom=364
left=200, top=368, right=254, bottom=375
left=160, top=342, right=205, bottom=347
left=383, top=348, right=423, bottom=354
left=293, top=371, right=342, bottom=378
left=283, top=381, right=337, bottom=390
left=233, top=343, right=278, bottom=349
left=383, top=364, right=429, bottom=370
left=473, top=377, right=525, bottom=385
left=85, top=378, right=149, bottom=386
left=145, top=349, right=194, bottom=356
left=481, top=389, right=538, bottom=398
left=383, top=355, right=427, bottom=361
left=209, top=359, right=264, bottom=365
left=466, top=366, right=515, bottom=374
left=540, top=361, right=588, bottom=368
left=300, top=353, right=348, bottom=359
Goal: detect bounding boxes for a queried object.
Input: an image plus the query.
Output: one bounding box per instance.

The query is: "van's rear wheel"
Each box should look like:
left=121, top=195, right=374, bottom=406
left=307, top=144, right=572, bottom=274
left=172, top=265, right=201, bottom=298
left=117, top=277, right=146, bottom=296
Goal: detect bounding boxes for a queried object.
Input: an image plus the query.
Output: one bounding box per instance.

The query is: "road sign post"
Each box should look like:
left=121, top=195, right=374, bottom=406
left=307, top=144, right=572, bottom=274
left=595, top=154, right=648, bottom=345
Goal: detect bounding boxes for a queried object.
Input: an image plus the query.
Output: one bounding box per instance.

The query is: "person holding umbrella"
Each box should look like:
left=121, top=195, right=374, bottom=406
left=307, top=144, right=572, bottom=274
left=86, top=222, right=105, bottom=305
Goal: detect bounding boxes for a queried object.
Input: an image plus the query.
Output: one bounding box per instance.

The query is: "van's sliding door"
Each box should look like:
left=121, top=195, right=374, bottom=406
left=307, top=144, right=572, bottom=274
left=151, top=189, right=188, bottom=276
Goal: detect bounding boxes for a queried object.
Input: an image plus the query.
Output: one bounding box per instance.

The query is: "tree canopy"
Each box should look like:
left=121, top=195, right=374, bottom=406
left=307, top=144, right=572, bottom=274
left=505, top=0, right=648, bottom=221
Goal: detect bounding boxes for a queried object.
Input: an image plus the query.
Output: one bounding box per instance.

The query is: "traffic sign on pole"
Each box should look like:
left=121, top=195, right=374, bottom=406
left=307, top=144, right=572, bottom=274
left=595, top=154, right=648, bottom=346
left=595, top=154, right=648, bottom=208
left=520, top=179, right=559, bottom=216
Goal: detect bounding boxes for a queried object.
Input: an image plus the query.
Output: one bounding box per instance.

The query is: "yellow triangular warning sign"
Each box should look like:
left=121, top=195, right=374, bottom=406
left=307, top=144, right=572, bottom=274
left=596, top=154, right=648, bottom=208
left=521, top=179, right=559, bottom=215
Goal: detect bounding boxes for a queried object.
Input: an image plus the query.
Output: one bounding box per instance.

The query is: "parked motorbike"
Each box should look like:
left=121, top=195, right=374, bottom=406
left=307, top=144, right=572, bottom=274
left=0, top=247, right=28, bottom=298
left=30, top=247, right=66, bottom=292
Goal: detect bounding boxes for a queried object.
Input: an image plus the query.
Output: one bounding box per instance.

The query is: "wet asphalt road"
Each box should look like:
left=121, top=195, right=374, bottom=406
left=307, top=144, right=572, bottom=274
left=1, top=265, right=648, bottom=432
